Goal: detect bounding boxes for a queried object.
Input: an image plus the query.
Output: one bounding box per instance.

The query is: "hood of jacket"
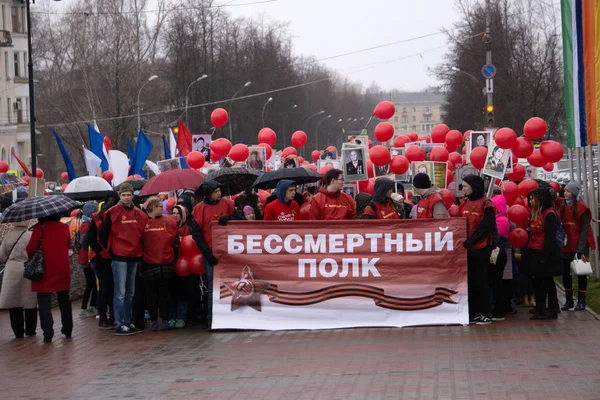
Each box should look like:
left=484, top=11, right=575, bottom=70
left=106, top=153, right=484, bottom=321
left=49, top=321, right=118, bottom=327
left=82, top=202, right=97, bottom=218
left=173, top=205, right=188, bottom=227
left=355, top=192, right=372, bottom=218
left=421, top=186, right=444, bottom=200
left=201, top=180, right=223, bottom=205
left=491, top=194, right=507, bottom=217
left=276, top=179, right=296, bottom=204
left=463, top=175, right=485, bottom=200
left=530, top=187, right=552, bottom=211
left=373, top=178, right=395, bottom=204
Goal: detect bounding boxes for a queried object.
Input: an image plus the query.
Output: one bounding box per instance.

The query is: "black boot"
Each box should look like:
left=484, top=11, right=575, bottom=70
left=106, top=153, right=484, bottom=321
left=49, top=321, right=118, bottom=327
left=574, top=291, right=586, bottom=311
left=561, top=298, right=574, bottom=311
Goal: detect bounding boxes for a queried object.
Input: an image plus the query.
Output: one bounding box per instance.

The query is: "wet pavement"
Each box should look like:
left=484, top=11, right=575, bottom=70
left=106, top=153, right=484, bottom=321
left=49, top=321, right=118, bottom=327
left=1, top=300, right=600, bottom=400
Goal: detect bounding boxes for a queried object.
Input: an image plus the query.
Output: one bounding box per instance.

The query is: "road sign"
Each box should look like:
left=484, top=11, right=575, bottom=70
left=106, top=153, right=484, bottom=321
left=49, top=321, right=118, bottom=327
left=481, top=64, right=497, bottom=79
left=361, top=129, right=368, bottom=136
left=486, top=79, right=494, bottom=93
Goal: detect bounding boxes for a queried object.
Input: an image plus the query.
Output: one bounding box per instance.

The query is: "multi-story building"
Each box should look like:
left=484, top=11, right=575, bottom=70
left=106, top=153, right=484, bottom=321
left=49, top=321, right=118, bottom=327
left=389, top=92, right=445, bottom=136
left=0, top=0, right=30, bottom=176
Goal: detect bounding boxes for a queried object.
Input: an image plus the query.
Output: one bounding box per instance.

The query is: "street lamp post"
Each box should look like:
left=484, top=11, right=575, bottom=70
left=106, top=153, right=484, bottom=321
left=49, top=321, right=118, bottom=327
left=185, top=74, right=208, bottom=124
left=303, top=110, right=325, bottom=156
left=137, top=75, right=158, bottom=130
left=451, top=66, right=482, bottom=90
left=261, top=97, right=273, bottom=127
left=228, top=81, right=251, bottom=142
left=315, top=114, right=332, bottom=151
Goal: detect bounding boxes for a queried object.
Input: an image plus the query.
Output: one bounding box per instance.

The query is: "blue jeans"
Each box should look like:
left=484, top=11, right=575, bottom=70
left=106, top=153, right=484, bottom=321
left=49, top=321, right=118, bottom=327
left=204, top=257, right=214, bottom=328
left=112, top=261, right=138, bottom=330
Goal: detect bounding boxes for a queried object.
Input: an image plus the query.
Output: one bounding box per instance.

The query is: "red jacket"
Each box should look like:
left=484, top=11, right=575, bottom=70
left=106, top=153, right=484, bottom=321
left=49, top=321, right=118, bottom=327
left=143, top=215, right=178, bottom=265
left=560, top=200, right=596, bottom=252
left=416, top=193, right=444, bottom=219
left=26, top=221, right=71, bottom=293
left=104, top=205, right=148, bottom=259
left=459, top=197, right=496, bottom=250
left=529, top=208, right=555, bottom=250
left=309, top=189, right=357, bottom=220
left=362, top=201, right=400, bottom=219
left=90, top=212, right=111, bottom=260
left=78, top=221, right=90, bottom=265
left=192, top=198, right=235, bottom=249
left=177, top=224, right=191, bottom=238
left=298, top=201, right=311, bottom=220
left=264, top=200, right=300, bottom=221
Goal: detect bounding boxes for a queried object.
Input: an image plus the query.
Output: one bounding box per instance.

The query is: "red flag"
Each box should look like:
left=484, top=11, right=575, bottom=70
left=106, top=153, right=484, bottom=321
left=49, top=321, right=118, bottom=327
left=11, top=150, right=32, bottom=177
left=177, top=119, right=193, bottom=156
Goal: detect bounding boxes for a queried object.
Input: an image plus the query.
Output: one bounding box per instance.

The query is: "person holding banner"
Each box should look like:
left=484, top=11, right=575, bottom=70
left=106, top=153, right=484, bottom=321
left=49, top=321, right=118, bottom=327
left=191, top=180, right=233, bottom=328
left=459, top=175, right=497, bottom=325
left=559, top=182, right=594, bottom=311
left=264, top=180, right=300, bottom=221
left=309, top=169, right=357, bottom=220
left=412, top=173, right=449, bottom=219
left=362, top=178, right=404, bottom=219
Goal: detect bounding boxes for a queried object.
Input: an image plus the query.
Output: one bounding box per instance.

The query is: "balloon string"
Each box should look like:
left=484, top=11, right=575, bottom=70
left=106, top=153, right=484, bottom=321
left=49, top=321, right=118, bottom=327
left=363, top=116, right=373, bottom=130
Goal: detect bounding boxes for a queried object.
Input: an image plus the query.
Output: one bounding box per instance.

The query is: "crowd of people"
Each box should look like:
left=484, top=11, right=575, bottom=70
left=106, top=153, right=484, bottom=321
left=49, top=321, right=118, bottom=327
left=0, top=167, right=594, bottom=341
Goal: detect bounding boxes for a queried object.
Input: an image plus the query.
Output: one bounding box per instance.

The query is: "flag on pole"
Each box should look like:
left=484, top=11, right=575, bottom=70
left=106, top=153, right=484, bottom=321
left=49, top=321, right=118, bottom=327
left=162, top=135, right=171, bottom=159
left=83, top=147, right=102, bottom=176
left=126, top=138, right=135, bottom=161
left=561, top=0, right=599, bottom=148
left=94, top=121, right=111, bottom=168
left=176, top=119, right=193, bottom=156
left=129, top=129, right=153, bottom=176
left=88, top=124, right=110, bottom=171
left=52, top=129, right=77, bottom=182
left=11, top=150, right=32, bottom=177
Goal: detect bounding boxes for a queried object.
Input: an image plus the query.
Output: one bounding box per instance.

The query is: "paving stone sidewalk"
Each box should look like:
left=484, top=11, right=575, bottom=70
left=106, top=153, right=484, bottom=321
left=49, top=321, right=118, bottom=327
left=1, top=302, right=600, bottom=400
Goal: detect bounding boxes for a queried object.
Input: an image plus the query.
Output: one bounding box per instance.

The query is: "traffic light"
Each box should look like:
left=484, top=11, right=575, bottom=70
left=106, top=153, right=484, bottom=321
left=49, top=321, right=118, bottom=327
left=486, top=105, right=494, bottom=126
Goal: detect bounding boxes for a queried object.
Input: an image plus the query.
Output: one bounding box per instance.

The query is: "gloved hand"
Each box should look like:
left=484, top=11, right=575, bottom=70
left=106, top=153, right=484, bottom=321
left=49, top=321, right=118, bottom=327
left=218, top=216, right=229, bottom=226
left=202, top=248, right=219, bottom=266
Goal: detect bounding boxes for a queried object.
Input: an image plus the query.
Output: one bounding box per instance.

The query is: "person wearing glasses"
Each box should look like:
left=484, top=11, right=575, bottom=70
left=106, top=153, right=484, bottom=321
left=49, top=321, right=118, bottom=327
left=309, top=169, right=357, bottom=220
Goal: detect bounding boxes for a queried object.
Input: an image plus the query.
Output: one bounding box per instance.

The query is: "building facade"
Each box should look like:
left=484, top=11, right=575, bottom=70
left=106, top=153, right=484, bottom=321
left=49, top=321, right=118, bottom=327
left=0, top=0, right=30, bottom=176
left=390, top=92, right=445, bottom=136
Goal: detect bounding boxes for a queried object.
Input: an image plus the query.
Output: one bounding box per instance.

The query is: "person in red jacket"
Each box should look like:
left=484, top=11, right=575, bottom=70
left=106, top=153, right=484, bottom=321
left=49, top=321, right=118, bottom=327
left=141, top=197, right=178, bottom=331
left=101, top=182, right=149, bottom=336
left=264, top=180, right=300, bottom=221
left=172, top=205, right=191, bottom=237
left=362, top=178, right=402, bottom=219
left=78, top=203, right=98, bottom=319
left=309, top=169, right=357, bottom=220
left=559, top=182, right=595, bottom=311
left=26, top=213, right=72, bottom=343
left=191, top=179, right=234, bottom=328
left=412, top=173, right=448, bottom=219
left=459, top=175, right=497, bottom=325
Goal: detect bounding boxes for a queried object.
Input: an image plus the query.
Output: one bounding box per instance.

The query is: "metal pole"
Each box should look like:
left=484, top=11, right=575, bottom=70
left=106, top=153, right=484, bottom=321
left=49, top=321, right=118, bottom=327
left=585, top=145, right=600, bottom=278
left=582, top=147, right=589, bottom=204
left=485, top=0, right=493, bottom=125
left=26, top=0, right=36, bottom=172
left=315, top=115, right=332, bottom=151
left=575, top=147, right=582, bottom=188
left=567, top=148, right=574, bottom=182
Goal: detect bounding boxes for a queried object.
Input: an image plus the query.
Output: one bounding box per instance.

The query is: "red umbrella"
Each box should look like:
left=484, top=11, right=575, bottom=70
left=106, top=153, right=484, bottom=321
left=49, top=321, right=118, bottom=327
left=138, top=169, right=206, bottom=196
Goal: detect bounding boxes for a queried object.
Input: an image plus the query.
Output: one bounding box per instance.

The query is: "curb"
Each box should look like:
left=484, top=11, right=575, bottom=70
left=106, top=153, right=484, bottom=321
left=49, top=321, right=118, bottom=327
left=554, top=278, right=600, bottom=322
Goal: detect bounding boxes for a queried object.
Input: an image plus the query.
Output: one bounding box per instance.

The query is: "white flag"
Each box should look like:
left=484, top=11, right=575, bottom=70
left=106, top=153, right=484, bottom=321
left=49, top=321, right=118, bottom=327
left=83, top=146, right=102, bottom=176
left=108, top=150, right=130, bottom=186
left=169, top=128, right=177, bottom=158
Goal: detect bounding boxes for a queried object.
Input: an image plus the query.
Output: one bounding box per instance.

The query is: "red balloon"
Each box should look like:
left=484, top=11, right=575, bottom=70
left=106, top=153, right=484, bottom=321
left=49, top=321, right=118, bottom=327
left=210, top=151, right=222, bottom=162
left=258, top=128, right=277, bottom=147
left=229, top=144, right=249, bottom=162
left=393, top=135, right=408, bottom=148
left=101, top=170, right=114, bottom=182
left=282, top=147, right=298, bottom=159
left=518, top=179, right=538, bottom=198
left=514, top=196, right=528, bottom=208
left=508, top=204, right=529, bottom=225
left=60, top=183, right=66, bottom=191
left=368, top=140, right=373, bottom=149
left=549, top=181, right=560, bottom=193
left=539, top=140, right=563, bottom=163
left=366, top=160, right=375, bottom=178
left=326, top=145, right=337, bottom=152
left=175, top=257, right=193, bottom=277
left=527, top=149, right=546, bottom=168
left=442, top=189, right=454, bottom=209
left=291, top=130, right=308, bottom=148
left=446, top=169, right=453, bottom=185
left=543, top=162, right=554, bottom=172
left=0, top=161, right=8, bottom=173
left=369, top=145, right=391, bottom=166
left=189, top=254, right=206, bottom=275
left=180, top=235, right=200, bottom=257
left=502, top=181, right=519, bottom=205
left=429, top=147, right=449, bottom=162
left=257, top=143, right=272, bottom=160
left=494, top=128, right=517, bottom=149
left=448, top=204, right=460, bottom=217
left=304, top=163, right=317, bottom=171
left=506, top=163, right=526, bottom=182
left=405, top=145, right=425, bottom=163
left=319, top=165, right=333, bottom=177
left=418, top=135, right=431, bottom=143
left=165, top=197, right=176, bottom=213
left=61, top=172, right=68, bottom=180
left=509, top=228, right=529, bottom=248
left=470, top=146, right=488, bottom=170
left=431, top=124, right=450, bottom=143
left=511, top=137, right=534, bottom=159
left=372, top=101, right=395, bottom=120
left=298, top=156, right=305, bottom=165
left=211, top=108, right=229, bottom=128
left=445, top=130, right=463, bottom=150
left=390, top=156, right=409, bottom=175
left=210, top=138, right=232, bottom=157
left=36, top=168, right=44, bottom=179
left=374, top=122, right=394, bottom=142
left=448, top=152, right=462, bottom=166
left=311, top=150, right=320, bottom=162
left=523, top=117, right=547, bottom=140
left=361, top=179, right=375, bottom=195
left=408, top=132, right=418, bottom=142
left=186, top=151, right=205, bottom=169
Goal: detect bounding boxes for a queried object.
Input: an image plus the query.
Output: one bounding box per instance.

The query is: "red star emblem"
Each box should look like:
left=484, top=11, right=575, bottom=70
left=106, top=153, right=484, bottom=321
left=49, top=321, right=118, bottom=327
left=224, top=266, right=271, bottom=312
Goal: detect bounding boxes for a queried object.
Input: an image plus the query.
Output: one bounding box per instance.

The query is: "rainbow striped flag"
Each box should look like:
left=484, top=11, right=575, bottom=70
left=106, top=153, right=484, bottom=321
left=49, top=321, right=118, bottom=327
left=561, top=0, right=599, bottom=148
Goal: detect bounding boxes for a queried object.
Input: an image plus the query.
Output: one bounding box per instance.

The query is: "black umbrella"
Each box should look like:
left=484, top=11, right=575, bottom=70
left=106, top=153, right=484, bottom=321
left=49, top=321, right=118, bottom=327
left=252, top=167, right=322, bottom=190
left=0, top=195, right=79, bottom=223
left=113, top=179, right=147, bottom=192
left=199, top=168, right=261, bottom=196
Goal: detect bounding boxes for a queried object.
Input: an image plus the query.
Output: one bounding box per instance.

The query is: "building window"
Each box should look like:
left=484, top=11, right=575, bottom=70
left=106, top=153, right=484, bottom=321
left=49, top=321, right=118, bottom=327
left=21, top=6, right=25, bottom=33
left=425, top=106, right=431, bottom=113
left=6, top=96, right=10, bottom=123
left=0, top=147, right=5, bottom=162
left=394, top=116, right=398, bottom=122
left=23, top=52, right=27, bottom=77
left=412, top=107, right=416, bottom=113
left=9, top=146, right=15, bottom=168
left=14, top=98, right=22, bottom=123
left=424, top=115, right=431, bottom=122
left=1, top=6, right=5, bottom=31
left=13, top=52, right=19, bottom=77
left=17, top=142, right=24, bottom=161
left=411, top=125, right=417, bottom=131
left=401, top=116, right=408, bottom=123
left=412, top=116, right=416, bottom=122
left=4, top=51, right=8, bottom=79
left=402, top=107, right=407, bottom=113
left=11, top=7, right=19, bottom=33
